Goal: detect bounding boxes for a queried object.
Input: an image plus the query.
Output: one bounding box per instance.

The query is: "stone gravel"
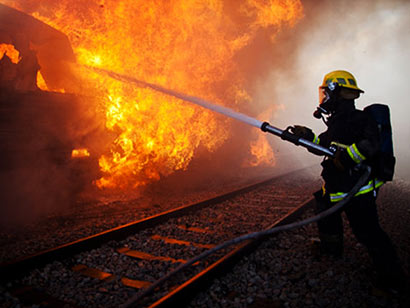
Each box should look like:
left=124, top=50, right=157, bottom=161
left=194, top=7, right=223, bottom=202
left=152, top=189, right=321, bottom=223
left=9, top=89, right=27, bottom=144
left=1, top=167, right=320, bottom=307
left=1, top=167, right=409, bottom=307
left=188, top=180, right=410, bottom=308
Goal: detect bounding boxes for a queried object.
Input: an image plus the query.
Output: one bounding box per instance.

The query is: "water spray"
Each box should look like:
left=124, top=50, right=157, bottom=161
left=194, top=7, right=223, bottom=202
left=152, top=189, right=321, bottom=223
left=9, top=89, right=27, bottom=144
left=87, top=66, right=335, bottom=157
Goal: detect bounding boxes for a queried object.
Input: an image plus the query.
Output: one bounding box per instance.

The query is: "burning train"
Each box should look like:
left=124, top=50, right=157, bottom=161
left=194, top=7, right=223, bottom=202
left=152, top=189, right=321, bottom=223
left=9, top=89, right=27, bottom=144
left=0, top=3, right=103, bottom=222
left=0, top=1, right=304, bottom=220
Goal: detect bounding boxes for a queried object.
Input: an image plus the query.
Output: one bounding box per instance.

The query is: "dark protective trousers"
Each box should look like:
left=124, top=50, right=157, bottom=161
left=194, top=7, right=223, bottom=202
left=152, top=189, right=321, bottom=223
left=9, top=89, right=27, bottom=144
left=314, top=190, right=404, bottom=285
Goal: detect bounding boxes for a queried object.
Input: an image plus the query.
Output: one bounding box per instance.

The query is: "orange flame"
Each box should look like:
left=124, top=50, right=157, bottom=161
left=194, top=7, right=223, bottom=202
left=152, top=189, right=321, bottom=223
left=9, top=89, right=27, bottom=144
left=3, top=0, right=303, bottom=189
left=0, top=43, right=21, bottom=64
left=71, top=148, right=90, bottom=158
left=243, top=106, right=280, bottom=168
left=247, top=133, right=276, bottom=167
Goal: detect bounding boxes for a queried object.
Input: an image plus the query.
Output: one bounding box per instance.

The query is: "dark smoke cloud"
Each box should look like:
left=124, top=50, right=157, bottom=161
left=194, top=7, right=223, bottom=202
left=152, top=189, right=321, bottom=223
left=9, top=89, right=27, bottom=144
left=255, top=0, right=410, bottom=180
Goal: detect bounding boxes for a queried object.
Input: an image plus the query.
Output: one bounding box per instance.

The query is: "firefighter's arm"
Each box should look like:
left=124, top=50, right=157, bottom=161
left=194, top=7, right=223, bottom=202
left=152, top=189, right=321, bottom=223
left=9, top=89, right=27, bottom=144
left=335, top=118, right=380, bottom=169
left=350, top=116, right=380, bottom=162
left=308, top=130, right=326, bottom=155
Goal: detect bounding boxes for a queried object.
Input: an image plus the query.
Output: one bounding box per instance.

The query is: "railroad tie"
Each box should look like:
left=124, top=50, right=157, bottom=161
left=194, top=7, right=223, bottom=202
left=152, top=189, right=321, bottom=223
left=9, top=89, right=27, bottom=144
left=151, top=234, right=216, bottom=249
left=117, top=247, right=187, bottom=263
left=177, top=225, right=214, bottom=233
left=71, top=264, right=152, bottom=289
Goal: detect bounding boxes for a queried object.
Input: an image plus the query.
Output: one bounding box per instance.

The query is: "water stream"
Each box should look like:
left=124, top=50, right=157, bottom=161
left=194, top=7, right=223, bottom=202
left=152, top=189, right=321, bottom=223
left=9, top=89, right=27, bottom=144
left=87, top=66, right=264, bottom=129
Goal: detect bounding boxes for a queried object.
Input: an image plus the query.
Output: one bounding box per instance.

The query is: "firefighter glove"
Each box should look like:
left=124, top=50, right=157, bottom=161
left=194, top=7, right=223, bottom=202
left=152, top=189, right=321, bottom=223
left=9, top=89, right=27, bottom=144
left=291, top=125, right=315, bottom=141
left=332, top=147, right=355, bottom=171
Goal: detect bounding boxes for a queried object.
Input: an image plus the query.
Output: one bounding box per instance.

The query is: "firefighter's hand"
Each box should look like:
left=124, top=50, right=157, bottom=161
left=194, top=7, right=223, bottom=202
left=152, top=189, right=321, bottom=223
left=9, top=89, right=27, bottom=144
left=290, top=125, right=314, bottom=141
left=332, top=147, right=355, bottom=171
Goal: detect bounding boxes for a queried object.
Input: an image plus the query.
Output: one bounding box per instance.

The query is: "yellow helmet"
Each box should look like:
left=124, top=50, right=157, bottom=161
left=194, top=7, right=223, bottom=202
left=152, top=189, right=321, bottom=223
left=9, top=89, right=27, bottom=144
left=320, top=70, right=364, bottom=93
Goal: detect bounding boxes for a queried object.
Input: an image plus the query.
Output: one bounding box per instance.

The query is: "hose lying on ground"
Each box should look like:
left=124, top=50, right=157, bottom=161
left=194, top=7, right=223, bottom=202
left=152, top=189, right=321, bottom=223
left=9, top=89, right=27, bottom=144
left=121, top=165, right=371, bottom=308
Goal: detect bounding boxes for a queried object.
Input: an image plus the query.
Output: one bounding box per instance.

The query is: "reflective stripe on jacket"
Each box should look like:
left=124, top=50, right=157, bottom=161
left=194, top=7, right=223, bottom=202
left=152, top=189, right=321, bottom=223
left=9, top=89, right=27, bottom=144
left=323, top=178, right=384, bottom=202
left=347, top=143, right=366, bottom=164
left=313, top=134, right=320, bottom=145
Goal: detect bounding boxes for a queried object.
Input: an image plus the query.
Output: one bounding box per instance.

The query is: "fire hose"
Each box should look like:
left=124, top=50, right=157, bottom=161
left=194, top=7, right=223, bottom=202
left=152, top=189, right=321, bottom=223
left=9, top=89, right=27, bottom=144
left=88, top=66, right=336, bottom=158
left=122, top=164, right=371, bottom=308
left=88, top=67, right=369, bottom=307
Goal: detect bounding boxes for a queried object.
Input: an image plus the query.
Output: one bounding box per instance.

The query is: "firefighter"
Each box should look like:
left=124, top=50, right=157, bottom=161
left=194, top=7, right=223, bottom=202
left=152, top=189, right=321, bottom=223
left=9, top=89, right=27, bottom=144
left=291, top=70, right=405, bottom=293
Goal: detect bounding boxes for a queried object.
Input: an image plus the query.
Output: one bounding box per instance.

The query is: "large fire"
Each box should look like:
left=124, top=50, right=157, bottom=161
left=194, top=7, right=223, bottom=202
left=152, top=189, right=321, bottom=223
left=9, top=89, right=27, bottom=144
left=2, top=0, right=303, bottom=189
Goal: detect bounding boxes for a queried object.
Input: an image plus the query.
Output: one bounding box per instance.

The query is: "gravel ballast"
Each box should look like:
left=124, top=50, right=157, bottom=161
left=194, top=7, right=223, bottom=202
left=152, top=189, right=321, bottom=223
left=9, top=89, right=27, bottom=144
left=1, top=168, right=409, bottom=307
left=188, top=180, right=410, bottom=308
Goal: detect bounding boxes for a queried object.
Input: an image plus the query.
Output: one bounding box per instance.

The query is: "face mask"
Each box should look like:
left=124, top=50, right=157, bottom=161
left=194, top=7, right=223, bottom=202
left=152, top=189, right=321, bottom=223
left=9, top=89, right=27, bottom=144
left=313, top=82, right=340, bottom=119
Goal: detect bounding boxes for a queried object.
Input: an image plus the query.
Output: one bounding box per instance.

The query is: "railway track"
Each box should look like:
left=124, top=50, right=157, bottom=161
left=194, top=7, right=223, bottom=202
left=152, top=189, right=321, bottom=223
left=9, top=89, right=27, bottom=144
left=1, top=170, right=318, bottom=307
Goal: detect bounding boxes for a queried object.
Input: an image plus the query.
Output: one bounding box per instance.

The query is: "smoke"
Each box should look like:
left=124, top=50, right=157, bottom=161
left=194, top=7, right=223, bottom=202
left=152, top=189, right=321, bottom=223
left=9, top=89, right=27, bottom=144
left=3, top=0, right=409, bottom=222
left=255, top=0, right=410, bottom=180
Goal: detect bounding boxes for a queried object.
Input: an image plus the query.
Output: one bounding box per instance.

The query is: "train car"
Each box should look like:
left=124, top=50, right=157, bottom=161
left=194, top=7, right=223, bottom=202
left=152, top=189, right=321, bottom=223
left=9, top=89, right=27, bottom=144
left=0, top=4, right=104, bottom=216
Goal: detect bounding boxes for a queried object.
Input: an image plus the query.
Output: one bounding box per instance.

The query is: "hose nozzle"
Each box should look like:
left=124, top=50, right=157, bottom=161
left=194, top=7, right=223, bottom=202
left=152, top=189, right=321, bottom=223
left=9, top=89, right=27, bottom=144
left=261, top=122, right=270, bottom=132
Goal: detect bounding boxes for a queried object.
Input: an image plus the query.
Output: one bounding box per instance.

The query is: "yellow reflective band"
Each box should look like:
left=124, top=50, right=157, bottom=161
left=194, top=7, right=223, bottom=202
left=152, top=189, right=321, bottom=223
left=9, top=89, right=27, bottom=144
left=347, top=143, right=366, bottom=164
left=330, top=141, right=348, bottom=149
left=329, top=179, right=384, bottom=202
left=353, top=143, right=366, bottom=160
left=330, top=195, right=345, bottom=202
left=313, top=134, right=320, bottom=145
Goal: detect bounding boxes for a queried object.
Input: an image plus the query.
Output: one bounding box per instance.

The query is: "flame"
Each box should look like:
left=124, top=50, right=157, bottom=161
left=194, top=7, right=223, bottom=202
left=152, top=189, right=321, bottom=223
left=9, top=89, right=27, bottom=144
left=72, top=148, right=90, bottom=158
left=0, top=43, right=21, bottom=63
left=36, top=70, right=66, bottom=93
left=246, top=133, right=276, bottom=167
left=243, top=106, right=278, bottom=168
left=3, top=0, right=303, bottom=189
left=36, top=71, right=47, bottom=91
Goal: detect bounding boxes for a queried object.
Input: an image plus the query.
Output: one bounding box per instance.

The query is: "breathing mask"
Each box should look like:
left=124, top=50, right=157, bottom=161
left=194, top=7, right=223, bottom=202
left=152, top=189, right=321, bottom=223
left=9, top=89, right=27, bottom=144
left=313, top=82, right=340, bottom=119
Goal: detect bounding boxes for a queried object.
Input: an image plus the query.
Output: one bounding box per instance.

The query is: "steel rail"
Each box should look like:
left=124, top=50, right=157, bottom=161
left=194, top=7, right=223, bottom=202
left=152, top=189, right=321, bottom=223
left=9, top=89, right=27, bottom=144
left=144, top=198, right=315, bottom=307
left=134, top=165, right=371, bottom=307
left=0, top=169, right=303, bottom=283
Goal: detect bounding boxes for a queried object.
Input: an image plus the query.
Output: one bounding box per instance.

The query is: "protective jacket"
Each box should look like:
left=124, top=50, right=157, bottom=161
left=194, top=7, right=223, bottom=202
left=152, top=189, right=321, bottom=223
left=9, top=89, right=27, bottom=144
left=313, top=99, right=382, bottom=201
